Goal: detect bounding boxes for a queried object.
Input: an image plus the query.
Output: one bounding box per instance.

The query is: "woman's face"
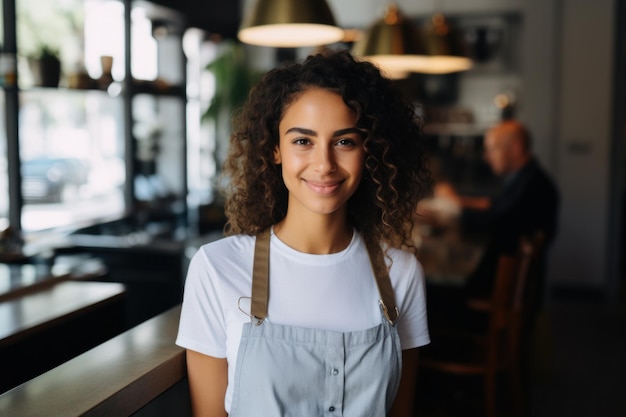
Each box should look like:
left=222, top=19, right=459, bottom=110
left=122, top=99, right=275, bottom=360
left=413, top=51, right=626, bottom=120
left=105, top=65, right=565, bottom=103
left=274, top=88, right=365, bottom=219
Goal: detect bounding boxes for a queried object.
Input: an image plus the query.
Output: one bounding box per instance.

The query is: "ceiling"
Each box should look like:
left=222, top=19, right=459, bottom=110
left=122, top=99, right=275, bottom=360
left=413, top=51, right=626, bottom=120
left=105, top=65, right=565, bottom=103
left=148, top=0, right=242, bottom=39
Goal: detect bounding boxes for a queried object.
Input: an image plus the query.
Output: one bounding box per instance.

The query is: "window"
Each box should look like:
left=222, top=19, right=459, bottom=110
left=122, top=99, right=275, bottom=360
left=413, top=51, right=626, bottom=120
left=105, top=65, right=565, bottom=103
left=19, top=90, right=125, bottom=231
left=0, top=93, right=7, bottom=230
left=16, top=0, right=127, bottom=232
left=0, top=0, right=7, bottom=230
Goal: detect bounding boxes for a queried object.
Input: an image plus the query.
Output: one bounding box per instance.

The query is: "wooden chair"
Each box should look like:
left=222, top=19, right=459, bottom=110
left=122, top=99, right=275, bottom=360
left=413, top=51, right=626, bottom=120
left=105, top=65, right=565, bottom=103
left=419, top=235, right=538, bottom=417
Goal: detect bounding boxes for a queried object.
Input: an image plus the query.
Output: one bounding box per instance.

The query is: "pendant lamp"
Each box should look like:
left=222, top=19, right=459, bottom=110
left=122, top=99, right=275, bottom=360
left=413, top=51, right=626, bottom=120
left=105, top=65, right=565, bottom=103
left=352, top=3, right=472, bottom=77
left=351, top=4, right=427, bottom=79
left=420, top=12, right=473, bottom=74
left=238, top=0, right=345, bottom=48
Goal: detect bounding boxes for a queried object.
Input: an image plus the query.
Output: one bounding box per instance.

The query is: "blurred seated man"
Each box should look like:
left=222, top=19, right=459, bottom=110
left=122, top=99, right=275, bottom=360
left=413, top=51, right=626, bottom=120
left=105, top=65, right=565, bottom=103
left=429, top=120, right=559, bottom=328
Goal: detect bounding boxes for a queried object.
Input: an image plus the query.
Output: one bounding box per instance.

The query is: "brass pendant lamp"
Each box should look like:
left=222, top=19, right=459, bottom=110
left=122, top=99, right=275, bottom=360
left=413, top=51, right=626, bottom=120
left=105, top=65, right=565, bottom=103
left=352, top=3, right=472, bottom=77
left=351, top=4, right=426, bottom=79
left=421, top=12, right=473, bottom=74
left=238, top=0, right=345, bottom=48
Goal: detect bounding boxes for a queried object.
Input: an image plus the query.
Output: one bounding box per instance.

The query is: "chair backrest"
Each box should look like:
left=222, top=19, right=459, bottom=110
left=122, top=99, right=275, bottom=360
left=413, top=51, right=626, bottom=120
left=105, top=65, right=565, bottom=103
left=522, top=230, right=547, bottom=316
left=489, top=254, right=519, bottom=332
left=486, top=233, right=540, bottom=367
left=489, top=234, right=539, bottom=324
left=512, top=235, right=538, bottom=314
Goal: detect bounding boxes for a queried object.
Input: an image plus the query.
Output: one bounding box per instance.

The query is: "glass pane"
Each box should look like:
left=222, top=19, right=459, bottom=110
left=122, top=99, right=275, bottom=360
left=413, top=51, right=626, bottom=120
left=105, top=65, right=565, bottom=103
left=133, top=94, right=185, bottom=200
left=0, top=0, right=3, bottom=48
left=84, top=0, right=126, bottom=83
left=130, top=2, right=187, bottom=237
left=17, top=0, right=83, bottom=89
left=20, top=90, right=125, bottom=231
left=184, top=29, right=218, bottom=204
left=0, top=92, right=7, bottom=231
left=0, top=0, right=6, bottom=230
left=17, top=0, right=127, bottom=232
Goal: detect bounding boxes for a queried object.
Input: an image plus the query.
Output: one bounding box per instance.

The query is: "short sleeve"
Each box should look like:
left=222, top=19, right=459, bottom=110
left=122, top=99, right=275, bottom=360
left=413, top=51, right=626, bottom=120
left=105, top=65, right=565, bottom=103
left=176, top=248, right=228, bottom=358
left=391, top=251, right=430, bottom=350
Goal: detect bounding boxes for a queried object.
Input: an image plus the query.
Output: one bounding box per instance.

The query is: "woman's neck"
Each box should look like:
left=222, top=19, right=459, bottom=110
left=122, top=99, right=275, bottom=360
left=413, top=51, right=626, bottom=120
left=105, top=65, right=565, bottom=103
left=273, top=213, right=353, bottom=254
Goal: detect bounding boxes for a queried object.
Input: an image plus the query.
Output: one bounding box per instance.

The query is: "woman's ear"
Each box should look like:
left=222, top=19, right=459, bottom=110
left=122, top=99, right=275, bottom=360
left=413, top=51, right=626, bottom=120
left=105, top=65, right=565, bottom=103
left=273, top=146, right=282, bottom=164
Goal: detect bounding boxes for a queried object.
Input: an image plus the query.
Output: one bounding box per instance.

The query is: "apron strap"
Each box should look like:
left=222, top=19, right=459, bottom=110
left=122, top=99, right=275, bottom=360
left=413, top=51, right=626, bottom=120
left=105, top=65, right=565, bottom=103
left=251, top=229, right=399, bottom=325
left=251, top=228, right=271, bottom=324
left=363, top=236, right=400, bottom=325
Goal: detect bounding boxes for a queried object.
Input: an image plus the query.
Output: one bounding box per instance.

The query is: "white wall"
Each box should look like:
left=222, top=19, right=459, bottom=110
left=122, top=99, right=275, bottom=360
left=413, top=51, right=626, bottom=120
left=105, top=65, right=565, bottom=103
left=548, top=0, right=615, bottom=290
left=519, top=0, right=560, bottom=172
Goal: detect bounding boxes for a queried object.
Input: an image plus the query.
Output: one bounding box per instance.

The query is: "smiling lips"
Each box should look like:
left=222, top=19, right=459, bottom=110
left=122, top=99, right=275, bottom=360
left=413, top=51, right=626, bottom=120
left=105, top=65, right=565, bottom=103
left=304, top=179, right=344, bottom=195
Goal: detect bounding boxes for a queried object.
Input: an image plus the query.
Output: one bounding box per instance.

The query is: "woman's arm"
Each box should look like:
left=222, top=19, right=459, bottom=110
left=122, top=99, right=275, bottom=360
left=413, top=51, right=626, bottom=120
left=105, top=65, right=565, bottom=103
left=388, top=347, right=419, bottom=417
left=186, top=349, right=228, bottom=417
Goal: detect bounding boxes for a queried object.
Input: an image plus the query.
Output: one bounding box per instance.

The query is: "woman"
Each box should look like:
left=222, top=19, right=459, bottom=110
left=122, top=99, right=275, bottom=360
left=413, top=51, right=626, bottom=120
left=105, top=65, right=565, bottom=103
left=176, top=49, right=432, bottom=416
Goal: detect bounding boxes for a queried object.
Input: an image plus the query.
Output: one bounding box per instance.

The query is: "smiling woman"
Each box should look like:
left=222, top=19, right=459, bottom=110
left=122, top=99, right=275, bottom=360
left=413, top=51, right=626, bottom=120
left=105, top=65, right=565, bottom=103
left=177, top=49, right=433, bottom=417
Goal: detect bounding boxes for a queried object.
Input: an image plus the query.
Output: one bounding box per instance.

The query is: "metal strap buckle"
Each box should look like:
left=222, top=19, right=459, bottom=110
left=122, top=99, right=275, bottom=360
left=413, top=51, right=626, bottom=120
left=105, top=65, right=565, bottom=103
left=379, top=299, right=399, bottom=325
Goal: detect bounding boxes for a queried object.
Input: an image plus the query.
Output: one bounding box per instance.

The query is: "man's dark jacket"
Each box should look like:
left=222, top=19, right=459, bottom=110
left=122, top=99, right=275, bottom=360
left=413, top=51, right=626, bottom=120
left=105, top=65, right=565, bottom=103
left=463, top=157, right=560, bottom=300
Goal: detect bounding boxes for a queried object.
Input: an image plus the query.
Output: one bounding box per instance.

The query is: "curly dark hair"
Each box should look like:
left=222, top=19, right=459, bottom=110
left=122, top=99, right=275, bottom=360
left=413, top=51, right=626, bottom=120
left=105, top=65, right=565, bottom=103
left=221, top=49, right=432, bottom=250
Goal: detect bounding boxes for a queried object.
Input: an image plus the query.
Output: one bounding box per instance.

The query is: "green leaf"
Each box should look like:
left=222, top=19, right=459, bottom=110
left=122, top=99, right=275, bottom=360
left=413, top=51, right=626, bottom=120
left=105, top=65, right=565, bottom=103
left=201, top=41, right=261, bottom=125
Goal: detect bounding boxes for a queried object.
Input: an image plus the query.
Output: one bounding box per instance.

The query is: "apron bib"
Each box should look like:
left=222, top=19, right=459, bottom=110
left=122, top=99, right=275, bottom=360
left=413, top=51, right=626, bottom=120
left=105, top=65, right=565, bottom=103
left=229, top=229, right=402, bottom=416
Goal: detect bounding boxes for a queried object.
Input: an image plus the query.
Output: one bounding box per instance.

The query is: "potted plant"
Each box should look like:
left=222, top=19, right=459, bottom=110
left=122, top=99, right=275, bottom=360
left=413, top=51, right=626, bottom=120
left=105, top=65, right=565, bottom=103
left=202, top=41, right=261, bottom=171
left=28, top=44, right=62, bottom=87
left=198, top=41, right=261, bottom=229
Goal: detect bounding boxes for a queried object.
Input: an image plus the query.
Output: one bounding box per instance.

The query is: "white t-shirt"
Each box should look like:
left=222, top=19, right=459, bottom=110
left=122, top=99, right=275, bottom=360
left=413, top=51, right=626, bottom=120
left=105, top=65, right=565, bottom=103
left=176, top=229, right=430, bottom=412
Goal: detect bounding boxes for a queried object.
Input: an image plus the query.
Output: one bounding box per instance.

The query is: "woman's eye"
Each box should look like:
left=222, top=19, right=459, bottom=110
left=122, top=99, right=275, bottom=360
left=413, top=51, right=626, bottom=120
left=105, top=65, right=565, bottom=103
left=293, top=138, right=310, bottom=145
left=336, top=138, right=356, bottom=147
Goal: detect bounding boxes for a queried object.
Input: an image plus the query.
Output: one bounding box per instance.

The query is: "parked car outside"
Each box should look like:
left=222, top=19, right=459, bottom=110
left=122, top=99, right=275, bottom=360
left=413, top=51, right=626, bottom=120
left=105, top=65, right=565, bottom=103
left=21, top=157, right=90, bottom=203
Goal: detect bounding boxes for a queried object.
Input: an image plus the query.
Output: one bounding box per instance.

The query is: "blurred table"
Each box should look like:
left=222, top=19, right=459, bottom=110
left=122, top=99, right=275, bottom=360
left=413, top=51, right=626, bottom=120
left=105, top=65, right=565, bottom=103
left=415, top=222, right=486, bottom=287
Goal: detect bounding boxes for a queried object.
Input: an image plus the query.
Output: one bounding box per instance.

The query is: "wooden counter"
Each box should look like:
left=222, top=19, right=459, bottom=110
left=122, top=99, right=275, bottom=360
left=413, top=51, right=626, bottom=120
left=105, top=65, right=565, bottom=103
left=0, top=281, right=127, bottom=393
left=0, top=305, right=189, bottom=417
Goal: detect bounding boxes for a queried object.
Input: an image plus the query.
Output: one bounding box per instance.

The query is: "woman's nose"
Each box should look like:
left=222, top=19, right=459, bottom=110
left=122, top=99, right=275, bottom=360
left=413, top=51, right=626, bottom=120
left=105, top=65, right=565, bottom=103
left=314, top=146, right=337, bottom=172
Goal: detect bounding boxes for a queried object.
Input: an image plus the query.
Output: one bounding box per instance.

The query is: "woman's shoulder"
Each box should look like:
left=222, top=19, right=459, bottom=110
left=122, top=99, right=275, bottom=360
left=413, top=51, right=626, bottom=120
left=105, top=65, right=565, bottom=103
left=383, top=244, right=423, bottom=278
left=186, top=234, right=257, bottom=289
left=383, top=242, right=418, bottom=262
left=194, top=233, right=256, bottom=261
left=351, top=232, right=419, bottom=268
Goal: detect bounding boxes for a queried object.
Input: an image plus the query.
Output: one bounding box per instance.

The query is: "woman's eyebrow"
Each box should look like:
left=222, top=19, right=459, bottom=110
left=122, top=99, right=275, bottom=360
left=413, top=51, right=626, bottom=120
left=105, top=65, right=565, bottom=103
left=285, top=127, right=316, bottom=136
left=284, top=127, right=364, bottom=137
left=334, top=127, right=365, bottom=138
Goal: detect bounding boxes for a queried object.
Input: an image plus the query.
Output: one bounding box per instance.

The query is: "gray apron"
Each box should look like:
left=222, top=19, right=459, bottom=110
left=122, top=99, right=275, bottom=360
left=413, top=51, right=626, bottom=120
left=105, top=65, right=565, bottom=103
left=229, top=229, right=403, bottom=416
